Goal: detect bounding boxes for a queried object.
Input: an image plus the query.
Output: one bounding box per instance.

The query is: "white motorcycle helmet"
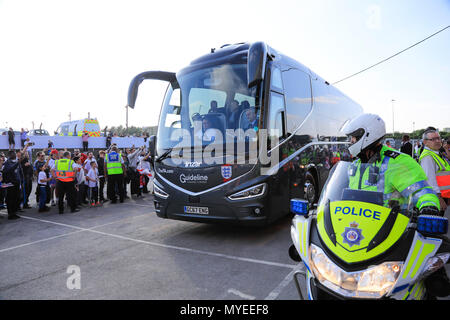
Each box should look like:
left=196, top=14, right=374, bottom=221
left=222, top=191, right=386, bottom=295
left=341, top=113, right=386, bottom=158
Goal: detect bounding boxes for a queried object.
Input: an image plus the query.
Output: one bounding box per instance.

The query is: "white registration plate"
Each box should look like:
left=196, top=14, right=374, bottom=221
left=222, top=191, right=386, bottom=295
left=184, top=206, right=209, bottom=215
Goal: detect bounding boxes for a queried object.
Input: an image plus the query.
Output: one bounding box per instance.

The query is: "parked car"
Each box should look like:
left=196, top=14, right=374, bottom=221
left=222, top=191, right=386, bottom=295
left=28, top=129, right=50, bottom=136
left=0, top=128, right=20, bottom=136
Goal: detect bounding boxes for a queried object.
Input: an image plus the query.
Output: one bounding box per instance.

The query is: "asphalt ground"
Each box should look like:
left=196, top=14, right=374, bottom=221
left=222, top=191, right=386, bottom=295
left=0, top=183, right=449, bottom=301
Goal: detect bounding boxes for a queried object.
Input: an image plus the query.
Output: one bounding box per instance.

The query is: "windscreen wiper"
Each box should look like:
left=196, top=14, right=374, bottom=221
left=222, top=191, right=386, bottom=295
left=156, top=148, right=173, bottom=162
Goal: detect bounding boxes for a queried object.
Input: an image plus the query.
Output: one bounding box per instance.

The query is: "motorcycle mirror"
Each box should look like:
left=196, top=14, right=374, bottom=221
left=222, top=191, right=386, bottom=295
left=288, top=244, right=302, bottom=262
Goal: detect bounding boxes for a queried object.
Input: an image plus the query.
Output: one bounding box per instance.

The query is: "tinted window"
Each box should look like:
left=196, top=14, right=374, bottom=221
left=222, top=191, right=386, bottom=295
left=271, top=67, right=283, bottom=91
left=268, top=92, right=285, bottom=140
left=282, top=69, right=312, bottom=133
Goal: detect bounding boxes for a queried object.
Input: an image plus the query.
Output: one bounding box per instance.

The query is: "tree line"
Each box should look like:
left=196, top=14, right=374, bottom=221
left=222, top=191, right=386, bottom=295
left=104, top=125, right=158, bottom=137
left=387, top=128, right=449, bottom=140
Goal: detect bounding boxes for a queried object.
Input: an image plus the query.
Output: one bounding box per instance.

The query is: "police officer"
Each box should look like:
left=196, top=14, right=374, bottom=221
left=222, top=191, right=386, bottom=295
left=105, top=146, right=126, bottom=203
left=419, top=128, right=450, bottom=215
left=342, top=113, right=440, bottom=213
left=342, top=113, right=449, bottom=298
left=52, top=151, right=79, bottom=214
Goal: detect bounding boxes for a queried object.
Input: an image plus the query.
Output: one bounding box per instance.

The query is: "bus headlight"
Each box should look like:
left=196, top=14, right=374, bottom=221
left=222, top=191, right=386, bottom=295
left=310, top=244, right=403, bottom=298
left=154, top=184, right=169, bottom=199
left=227, top=183, right=267, bottom=201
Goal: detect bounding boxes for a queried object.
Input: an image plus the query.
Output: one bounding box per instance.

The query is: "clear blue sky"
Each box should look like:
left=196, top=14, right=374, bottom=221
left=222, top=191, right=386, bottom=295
left=0, top=0, right=449, bottom=134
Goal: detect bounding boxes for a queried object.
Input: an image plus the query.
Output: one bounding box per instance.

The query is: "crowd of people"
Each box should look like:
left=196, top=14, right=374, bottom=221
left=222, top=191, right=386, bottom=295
left=385, top=130, right=450, bottom=214
left=0, top=143, right=154, bottom=220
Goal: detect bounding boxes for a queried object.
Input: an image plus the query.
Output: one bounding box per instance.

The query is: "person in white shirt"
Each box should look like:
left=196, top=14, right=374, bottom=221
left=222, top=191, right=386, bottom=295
left=48, top=149, right=59, bottom=206
left=137, top=152, right=154, bottom=194
left=38, top=164, right=51, bottom=212
left=86, top=161, right=100, bottom=206
left=83, top=152, right=97, bottom=174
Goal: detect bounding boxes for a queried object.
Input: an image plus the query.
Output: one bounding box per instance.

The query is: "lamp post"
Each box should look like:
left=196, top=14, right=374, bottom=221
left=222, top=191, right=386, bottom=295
left=391, top=99, right=395, bottom=137
left=125, top=105, right=129, bottom=134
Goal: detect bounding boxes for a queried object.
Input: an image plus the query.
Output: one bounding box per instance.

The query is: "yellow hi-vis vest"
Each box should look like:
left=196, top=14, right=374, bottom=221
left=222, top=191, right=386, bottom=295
left=55, top=159, right=75, bottom=182
left=106, top=152, right=123, bottom=175
left=420, top=149, right=450, bottom=198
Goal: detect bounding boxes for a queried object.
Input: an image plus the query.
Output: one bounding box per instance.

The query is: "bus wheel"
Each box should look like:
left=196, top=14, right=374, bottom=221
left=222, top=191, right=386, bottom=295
left=304, top=172, right=317, bottom=205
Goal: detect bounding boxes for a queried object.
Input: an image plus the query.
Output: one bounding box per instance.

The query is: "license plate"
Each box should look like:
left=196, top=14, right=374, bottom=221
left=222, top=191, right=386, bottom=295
left=184, top=206, right=209, bottom=215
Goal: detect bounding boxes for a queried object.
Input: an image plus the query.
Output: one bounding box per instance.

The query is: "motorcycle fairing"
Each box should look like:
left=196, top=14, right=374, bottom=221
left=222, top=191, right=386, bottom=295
left=291, top=215, right=313, bottom=273
left=390, top=231, right=441, bottom=300
left=316, top=200, right=410, bottom=263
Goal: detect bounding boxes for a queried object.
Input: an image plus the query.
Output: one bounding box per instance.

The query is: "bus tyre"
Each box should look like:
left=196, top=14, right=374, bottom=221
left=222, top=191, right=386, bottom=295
left=304, top=172, right=317, bottom=206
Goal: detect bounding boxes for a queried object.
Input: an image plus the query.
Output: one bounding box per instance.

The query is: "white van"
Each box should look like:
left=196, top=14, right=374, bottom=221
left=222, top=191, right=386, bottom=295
left=56, top=118, right=101, bottom=137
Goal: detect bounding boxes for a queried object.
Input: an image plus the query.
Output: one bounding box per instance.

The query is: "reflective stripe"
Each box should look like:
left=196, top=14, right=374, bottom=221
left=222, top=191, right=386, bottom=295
left=376, top=155, right=390, bottom=193
left=419, top=201, right=438, bottom=207
left=411, top=243, right=435, bottom=278
left=411, top=187, right=435, bottom=205
left=106, top=152, right=123, bottom=174
left=400, top=180, right=429, bottom=198
left=436, top=171, right=450, bottom=197
left=298, top=222, right=303, bottom=256
left=302, top=221, right=307, bottom=256
left=403, top=239, right=422, bottom=279
left=55, top=159, right=75, bottom=182
left=420, top=149, right=450, bottom=171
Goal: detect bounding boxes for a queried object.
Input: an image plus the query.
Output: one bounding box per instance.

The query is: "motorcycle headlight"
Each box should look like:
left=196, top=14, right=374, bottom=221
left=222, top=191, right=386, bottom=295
left=310, top=244, right=403, bottom=299
left=227, top=183, right=266, bottom=201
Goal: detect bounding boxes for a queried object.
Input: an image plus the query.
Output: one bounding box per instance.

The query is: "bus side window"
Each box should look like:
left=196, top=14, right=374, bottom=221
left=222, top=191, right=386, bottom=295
left=271, top=67, right=283, bottom=91
left=281, top=68, right=312, bottom=133
left=268, top=91, right=286, bottom=140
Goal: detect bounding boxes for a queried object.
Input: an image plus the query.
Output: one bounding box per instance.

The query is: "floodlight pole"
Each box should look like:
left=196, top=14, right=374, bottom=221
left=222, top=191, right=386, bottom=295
left=391, top=99, right=395, bottom=136
left=125, top=105, right=129, bottom=133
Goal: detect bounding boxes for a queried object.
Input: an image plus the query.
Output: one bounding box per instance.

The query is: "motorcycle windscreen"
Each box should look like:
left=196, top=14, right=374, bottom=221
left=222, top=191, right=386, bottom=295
left=315, top=161, right=410, bottom=264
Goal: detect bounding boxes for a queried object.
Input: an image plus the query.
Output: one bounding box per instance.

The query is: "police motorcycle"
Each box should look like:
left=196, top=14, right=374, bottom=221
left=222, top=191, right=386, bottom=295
left=288, top=160, right=450, bottom=300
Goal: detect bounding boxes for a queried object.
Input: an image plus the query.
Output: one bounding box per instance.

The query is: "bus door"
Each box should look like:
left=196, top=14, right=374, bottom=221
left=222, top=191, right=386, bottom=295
left=266, top=65, right=290, bottom=216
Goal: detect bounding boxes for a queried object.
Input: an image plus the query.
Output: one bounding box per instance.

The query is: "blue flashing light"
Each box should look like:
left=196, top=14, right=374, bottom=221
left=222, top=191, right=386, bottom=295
left=417, top=215, right=448, bottom=235
left=291, top=199, right=309, bottom=216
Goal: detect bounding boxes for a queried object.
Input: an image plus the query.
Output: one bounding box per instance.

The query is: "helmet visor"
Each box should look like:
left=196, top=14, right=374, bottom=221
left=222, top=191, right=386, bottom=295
left=347, top=128, right=365, bottom=144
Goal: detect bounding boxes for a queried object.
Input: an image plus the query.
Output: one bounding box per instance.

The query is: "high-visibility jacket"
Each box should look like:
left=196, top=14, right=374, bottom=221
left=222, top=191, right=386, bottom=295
left=55, top=158, right=76, bottom=182
left=419, top=149, right=450, bottom=198
left=349, top=145, right=440, bottom=211
left=105, top=152, right=123, bottom=175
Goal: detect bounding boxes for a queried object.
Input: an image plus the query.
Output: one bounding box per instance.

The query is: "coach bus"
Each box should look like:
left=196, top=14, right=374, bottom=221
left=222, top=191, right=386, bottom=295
left=126, top=42, right=363, bottom=225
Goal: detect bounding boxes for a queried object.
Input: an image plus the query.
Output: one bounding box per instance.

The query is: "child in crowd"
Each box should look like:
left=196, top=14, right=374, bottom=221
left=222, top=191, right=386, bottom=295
left=37, top=164, right=51, bottom=212
left=86, top=161, right=100, bottom=206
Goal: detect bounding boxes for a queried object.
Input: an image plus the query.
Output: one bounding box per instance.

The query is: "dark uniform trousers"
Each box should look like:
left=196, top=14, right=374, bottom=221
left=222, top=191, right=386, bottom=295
left=6, top=185, right=20, bottom=217
left=99, top=176, right=106, bottom=201
left=107, top=174, right=124, bottom=202
left=56, top=180, right=77, bottom=213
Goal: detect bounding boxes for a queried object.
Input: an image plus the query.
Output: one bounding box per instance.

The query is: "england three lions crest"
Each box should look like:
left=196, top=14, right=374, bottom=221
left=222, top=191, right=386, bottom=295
left=221, top=165, right=232, bottom=181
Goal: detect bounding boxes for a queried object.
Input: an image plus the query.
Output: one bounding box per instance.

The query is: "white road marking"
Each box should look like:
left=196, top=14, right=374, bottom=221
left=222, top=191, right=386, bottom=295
left=264, top=265, right=304, bottom=300
left=7, top=214, right=296, bottom=270
left=0, top=214, right=149, bottom=254
left=0, top=229, right=85, bottom=253
left=227, top=288, right=256, bottom=300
